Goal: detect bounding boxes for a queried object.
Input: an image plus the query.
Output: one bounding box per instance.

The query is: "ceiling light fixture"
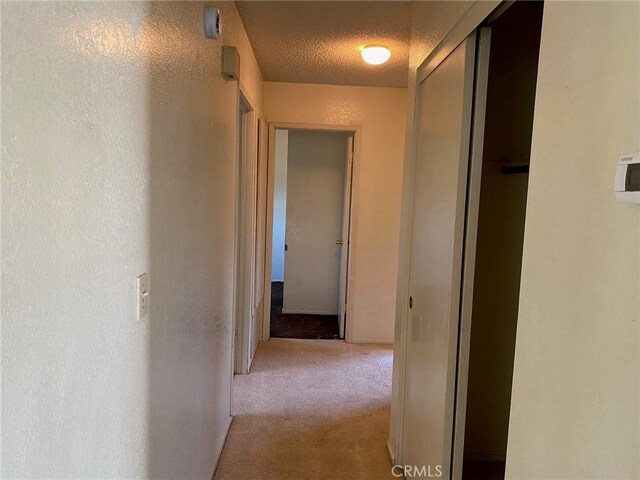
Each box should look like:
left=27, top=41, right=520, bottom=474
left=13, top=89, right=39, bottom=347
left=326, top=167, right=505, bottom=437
left=361, top=45, right=391, bottom=65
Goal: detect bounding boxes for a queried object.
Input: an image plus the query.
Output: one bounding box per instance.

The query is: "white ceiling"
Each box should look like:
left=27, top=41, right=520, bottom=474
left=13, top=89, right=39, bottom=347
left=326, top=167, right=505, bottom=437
left=235, top=1, right=412, bottom=88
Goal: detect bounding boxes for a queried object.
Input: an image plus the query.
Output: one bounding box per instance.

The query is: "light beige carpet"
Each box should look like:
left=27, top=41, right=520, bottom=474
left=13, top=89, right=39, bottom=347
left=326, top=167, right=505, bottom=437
left=214, top=339, right=396, bottom=480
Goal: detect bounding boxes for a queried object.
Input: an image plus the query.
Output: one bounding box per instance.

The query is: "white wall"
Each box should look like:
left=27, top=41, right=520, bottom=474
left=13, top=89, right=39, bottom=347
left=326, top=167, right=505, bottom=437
left=271, top=129, right=289, bottom=282
left=264, top=82, right=406, bottom=344
left=1, top=2, right=262, bottom=478
left=506, top=2, right=640, bottom=478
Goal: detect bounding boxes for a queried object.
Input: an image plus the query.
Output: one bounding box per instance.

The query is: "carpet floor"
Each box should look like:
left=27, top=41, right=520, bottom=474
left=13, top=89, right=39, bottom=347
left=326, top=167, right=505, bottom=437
left=270, top=282, right=340, bottom=339
left=214, top=339, right=395, bottom=480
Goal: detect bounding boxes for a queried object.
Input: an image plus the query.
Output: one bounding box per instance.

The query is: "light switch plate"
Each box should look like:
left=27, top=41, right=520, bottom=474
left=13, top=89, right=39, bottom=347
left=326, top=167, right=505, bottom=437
left=137, top=273, right=149, bottom=319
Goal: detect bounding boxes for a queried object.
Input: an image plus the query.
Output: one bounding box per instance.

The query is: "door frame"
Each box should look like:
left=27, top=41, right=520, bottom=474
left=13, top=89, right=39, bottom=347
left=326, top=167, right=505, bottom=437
left=262, top=122, right=361, bottom=343
left=232, top=84, right=260, bottom=376
left=391, top=0, right=502, bottom=470
left=450, top=27, right=492, bottom=479
left=338, top=136, right=355, bottom=338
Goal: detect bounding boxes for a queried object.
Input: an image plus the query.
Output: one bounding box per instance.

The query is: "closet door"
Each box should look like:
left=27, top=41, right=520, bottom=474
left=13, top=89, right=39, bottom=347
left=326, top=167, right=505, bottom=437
left=401, top=33, right=477, bottom=478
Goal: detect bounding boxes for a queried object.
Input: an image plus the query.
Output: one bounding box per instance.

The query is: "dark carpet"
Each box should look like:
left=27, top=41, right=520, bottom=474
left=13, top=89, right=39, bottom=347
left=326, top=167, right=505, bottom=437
left=270, top=282, right=340, bottom=339
left=462, top=461, right=505, bottom=480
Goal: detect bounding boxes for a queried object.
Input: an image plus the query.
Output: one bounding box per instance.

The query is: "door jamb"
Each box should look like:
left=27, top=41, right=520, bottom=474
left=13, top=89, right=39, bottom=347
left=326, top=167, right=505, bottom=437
left=262, top=122, right=361, bottom=343
left=232, top=83, right=259, bottom=377
left=450, top=27, right=492, bottom=479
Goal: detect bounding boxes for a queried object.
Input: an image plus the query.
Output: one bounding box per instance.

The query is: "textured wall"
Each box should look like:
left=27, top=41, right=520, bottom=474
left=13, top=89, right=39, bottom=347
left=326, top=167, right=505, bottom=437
left=1, top=1, right=262, bottom=478
left=264, top=82, right=406, bottom=344
left=506, top=2, right=640, bottom=478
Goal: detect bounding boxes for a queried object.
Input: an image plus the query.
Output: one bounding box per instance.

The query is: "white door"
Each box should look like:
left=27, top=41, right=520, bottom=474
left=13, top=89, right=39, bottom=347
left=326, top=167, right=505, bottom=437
left=234, top=96, right=255, bottom=374
left=401, top=34, right=478, bottom=478
left=451, top=28, right=491, bottom=480
left=283, top=130, right=348, bottom=315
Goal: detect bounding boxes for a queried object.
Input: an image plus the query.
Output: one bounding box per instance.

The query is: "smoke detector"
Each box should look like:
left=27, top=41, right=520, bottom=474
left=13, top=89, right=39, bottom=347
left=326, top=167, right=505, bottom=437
left=204, top=6, right=221, bottom=39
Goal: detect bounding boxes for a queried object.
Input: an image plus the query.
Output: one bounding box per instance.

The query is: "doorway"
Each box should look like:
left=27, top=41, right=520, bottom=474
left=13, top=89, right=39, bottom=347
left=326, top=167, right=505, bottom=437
left=397, top=1, right=544, bottom=478
left=460, top=2, right=544, bottom=479
left=267, top=127, right=355, bottom=340
left=234, top=90, right=265, bottom=375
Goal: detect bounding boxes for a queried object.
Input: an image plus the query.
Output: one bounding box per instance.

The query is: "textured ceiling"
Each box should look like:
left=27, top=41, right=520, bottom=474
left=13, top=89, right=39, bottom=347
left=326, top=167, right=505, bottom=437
left=235, top=1, right=411, bottom=88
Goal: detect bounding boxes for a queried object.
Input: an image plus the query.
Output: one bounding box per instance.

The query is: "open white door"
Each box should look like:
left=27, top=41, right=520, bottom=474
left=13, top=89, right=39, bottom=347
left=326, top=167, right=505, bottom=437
left=282, top=131, right=348, bottom=316
left=400, top=32, right=478, bottom=478
left=234, top=92, right=257, bottom=375
left=338, top=135, right=354, bottom=338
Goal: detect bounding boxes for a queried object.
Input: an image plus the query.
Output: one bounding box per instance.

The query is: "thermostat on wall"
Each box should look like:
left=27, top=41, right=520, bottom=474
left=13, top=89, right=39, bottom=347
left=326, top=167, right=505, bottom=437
left=615, top=151, right=640, bottom=204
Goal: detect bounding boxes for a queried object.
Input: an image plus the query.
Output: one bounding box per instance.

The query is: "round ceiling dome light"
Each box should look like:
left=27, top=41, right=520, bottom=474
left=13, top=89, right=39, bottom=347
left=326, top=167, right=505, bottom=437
left=361, top=45, right=391, bottom=65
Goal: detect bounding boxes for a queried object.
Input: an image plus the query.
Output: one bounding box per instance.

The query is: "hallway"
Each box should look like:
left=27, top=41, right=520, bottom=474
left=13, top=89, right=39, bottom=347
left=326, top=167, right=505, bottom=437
left=214, top=340, right=394, bottom=480
left=2, top=2, right=638, bottom=478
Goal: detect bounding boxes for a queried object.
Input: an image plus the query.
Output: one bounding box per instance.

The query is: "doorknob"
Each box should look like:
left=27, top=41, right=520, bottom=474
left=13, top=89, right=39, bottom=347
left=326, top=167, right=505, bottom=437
left=336, top=240, right=344, bottom=245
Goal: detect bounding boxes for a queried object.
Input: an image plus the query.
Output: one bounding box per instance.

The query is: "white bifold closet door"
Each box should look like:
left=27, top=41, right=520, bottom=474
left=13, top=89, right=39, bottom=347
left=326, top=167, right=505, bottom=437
left=401, top=31, right=485, bottom=479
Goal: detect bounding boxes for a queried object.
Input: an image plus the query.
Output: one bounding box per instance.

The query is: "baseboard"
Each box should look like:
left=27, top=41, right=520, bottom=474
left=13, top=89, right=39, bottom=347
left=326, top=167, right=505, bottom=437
left=281, top=308, right=338, bottom=315
left=350, top=338, right=394, bottom=346
left=210, top=415, right=233, bottom=480
left=386, top=440, right=396, bottom=465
